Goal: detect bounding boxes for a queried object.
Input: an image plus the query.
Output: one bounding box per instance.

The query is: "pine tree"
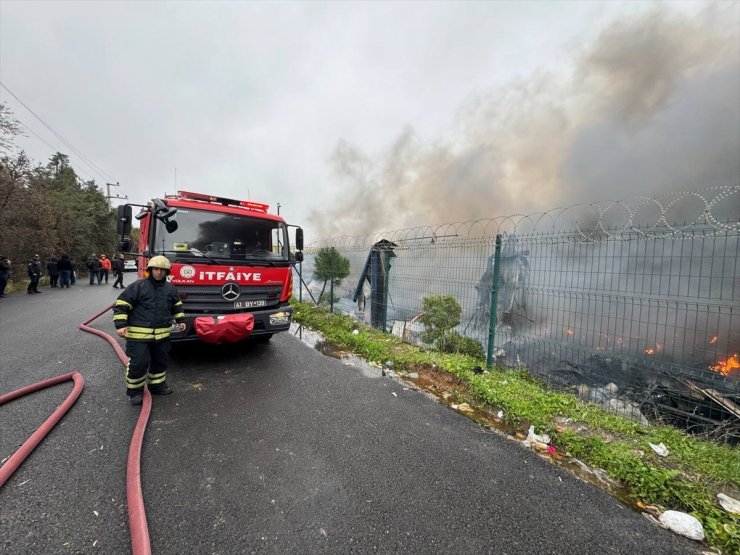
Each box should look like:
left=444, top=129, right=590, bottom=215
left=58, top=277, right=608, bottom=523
left=313, top=247, right=350, bottom=303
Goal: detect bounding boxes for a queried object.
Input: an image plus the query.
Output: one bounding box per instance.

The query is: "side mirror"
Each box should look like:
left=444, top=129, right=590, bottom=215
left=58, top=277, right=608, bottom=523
left=294, top=251, right=304, bottom=263
left=153, top=198, right=177, bottom=220
left=295, top=228, right=304, bottom=251
left=117, top=205, right=132, bottom=236
left=117, top=205, right=132, bottom=252
left=165, top=220, right=179, bottom=233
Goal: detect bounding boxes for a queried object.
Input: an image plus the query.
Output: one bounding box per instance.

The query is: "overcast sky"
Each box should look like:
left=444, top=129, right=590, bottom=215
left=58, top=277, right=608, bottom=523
left=1, top=1, right=737, bottom=240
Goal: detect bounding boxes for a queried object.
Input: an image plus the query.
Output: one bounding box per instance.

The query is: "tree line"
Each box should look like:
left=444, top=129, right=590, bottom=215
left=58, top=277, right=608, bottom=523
left=0, top=103, right=117, bottom=278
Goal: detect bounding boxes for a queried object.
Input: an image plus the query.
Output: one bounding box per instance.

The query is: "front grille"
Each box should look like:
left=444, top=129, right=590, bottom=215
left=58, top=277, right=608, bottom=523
left=177, top=284, right=283, bottom=313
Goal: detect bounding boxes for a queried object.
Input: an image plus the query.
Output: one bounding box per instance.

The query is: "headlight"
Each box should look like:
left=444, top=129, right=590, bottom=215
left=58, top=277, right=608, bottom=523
left=269, top=311, right=291, bottom=326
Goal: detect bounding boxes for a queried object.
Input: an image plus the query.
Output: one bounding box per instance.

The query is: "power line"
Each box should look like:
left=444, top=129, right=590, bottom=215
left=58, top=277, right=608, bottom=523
left=0, top=81, right=117, bottom=183
left=0, top=81, right=114, bottom=181
left=15, top=118, right=96, bottom=182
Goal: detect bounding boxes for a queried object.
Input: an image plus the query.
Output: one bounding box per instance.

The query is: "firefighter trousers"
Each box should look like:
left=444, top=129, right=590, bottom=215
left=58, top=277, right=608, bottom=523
left=125, top=339, right=171, bottom=396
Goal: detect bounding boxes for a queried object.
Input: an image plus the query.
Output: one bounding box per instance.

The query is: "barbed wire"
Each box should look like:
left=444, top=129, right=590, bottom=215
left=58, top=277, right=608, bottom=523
left=312, top=185, right=740, bottom=249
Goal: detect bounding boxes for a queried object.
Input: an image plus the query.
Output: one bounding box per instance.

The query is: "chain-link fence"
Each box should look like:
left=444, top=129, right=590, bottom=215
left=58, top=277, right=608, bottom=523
left=295, top=187, right=740, bottom=442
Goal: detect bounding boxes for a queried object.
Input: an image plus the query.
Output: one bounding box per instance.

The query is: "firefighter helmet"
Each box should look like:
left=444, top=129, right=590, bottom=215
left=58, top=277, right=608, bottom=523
left=147, top=255, right=171, bottom=270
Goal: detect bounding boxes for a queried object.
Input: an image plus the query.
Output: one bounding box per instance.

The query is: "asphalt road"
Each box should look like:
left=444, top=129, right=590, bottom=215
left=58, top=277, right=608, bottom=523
left=0, top=282, right=703, bottom=554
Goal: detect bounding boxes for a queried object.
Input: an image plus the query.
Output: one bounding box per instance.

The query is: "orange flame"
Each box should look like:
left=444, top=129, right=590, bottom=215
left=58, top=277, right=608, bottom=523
left=645, top=347, right=654, bottom=355
left=567, top=328, right=574, bottom=336
left=709, top=336, right=718, bottom=344
left=710, top=354, right=739, bottom=376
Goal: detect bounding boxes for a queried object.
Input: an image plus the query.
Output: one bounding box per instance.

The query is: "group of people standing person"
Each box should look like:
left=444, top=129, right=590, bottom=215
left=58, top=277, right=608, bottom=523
left=29, top=254, right=78, bottom=291
left=43, top=254, right=77, bottom=289
left=87, top=253, right=126, bottom=288
left=0, top=252, right=131, bottom=296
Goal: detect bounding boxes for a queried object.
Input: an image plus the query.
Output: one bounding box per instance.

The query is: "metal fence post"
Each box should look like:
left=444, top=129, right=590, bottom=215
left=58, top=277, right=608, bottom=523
left=486, top=234, right=502, bottom=368
left=329, top=271, right=334, bottom=313
left=382, top=263, right=388, bottom=333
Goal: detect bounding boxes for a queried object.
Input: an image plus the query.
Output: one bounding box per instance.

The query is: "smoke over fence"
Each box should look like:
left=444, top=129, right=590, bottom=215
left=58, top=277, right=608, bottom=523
left=309, top=6, right=739, bottom=239
left=297, top=187, right=740, bottom=441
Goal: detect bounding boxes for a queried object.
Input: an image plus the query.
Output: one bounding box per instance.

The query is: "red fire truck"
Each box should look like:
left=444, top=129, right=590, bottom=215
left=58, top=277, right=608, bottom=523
left=116, top=190, right=303, bottom=343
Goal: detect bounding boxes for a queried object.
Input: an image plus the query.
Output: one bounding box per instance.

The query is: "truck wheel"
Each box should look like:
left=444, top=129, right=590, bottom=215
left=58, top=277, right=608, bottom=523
left=256, top=334, right=273, bottom=343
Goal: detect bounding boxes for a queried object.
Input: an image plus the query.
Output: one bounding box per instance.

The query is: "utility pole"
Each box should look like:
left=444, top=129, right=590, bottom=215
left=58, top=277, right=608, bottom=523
left=105, top=182, right=127, bottom=209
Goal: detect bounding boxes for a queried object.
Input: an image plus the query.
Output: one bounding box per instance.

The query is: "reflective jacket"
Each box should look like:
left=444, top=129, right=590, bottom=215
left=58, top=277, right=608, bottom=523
left=112, top=277, right=185, bottom=341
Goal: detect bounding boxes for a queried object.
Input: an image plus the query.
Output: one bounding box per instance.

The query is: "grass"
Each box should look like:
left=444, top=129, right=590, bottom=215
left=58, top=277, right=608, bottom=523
left=292, top=301, right=740, bottom=553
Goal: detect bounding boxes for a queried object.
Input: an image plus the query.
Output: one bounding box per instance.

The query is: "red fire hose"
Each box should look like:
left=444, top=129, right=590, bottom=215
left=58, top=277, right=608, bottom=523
left=80, top=303, right=153, bottom=555
left=0, top=372, right=84, bottom=488
left=0, top=303, right=153, bottom=555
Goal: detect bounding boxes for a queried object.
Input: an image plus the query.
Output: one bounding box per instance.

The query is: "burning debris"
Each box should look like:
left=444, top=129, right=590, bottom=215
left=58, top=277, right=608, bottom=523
left=710, top=354, right=740, bottom=377
left=509, top=350, right=740, bottom=444
left=645, top=344, right=664, bottom=356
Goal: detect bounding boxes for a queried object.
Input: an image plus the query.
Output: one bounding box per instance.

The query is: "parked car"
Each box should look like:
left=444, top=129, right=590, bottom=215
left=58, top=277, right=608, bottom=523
left=124, top=260, right=137, bottom=272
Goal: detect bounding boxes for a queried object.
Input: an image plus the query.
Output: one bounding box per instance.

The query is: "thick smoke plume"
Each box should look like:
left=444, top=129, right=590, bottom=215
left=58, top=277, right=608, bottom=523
left=310, top=6, right=739, bottom=238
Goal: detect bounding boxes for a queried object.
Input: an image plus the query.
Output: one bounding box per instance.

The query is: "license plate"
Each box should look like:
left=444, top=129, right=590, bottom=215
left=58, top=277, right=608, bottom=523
left=234, top=299, right=266, bottom=309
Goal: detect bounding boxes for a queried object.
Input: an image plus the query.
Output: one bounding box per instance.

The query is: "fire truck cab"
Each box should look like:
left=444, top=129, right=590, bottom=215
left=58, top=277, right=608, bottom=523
left=116, top=190, right=303, bottom=343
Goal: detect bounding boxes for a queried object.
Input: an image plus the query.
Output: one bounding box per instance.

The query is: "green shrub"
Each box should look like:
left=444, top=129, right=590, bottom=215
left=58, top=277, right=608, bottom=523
left=437, top=331, right=485, bottom=359
left=419, top=295, right=462, bottom=344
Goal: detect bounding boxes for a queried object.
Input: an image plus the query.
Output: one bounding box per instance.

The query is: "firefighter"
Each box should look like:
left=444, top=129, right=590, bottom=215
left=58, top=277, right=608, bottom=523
left=112, top=255, right=186, bottom=405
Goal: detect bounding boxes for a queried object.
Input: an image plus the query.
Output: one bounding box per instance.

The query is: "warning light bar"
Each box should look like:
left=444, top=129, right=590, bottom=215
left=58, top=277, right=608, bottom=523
left=174, top=190, right=270, bottom=212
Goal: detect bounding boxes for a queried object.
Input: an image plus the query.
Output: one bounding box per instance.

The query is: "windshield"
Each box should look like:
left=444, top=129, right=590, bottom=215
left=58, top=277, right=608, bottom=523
left=153, top=208, right=289, bottom=264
